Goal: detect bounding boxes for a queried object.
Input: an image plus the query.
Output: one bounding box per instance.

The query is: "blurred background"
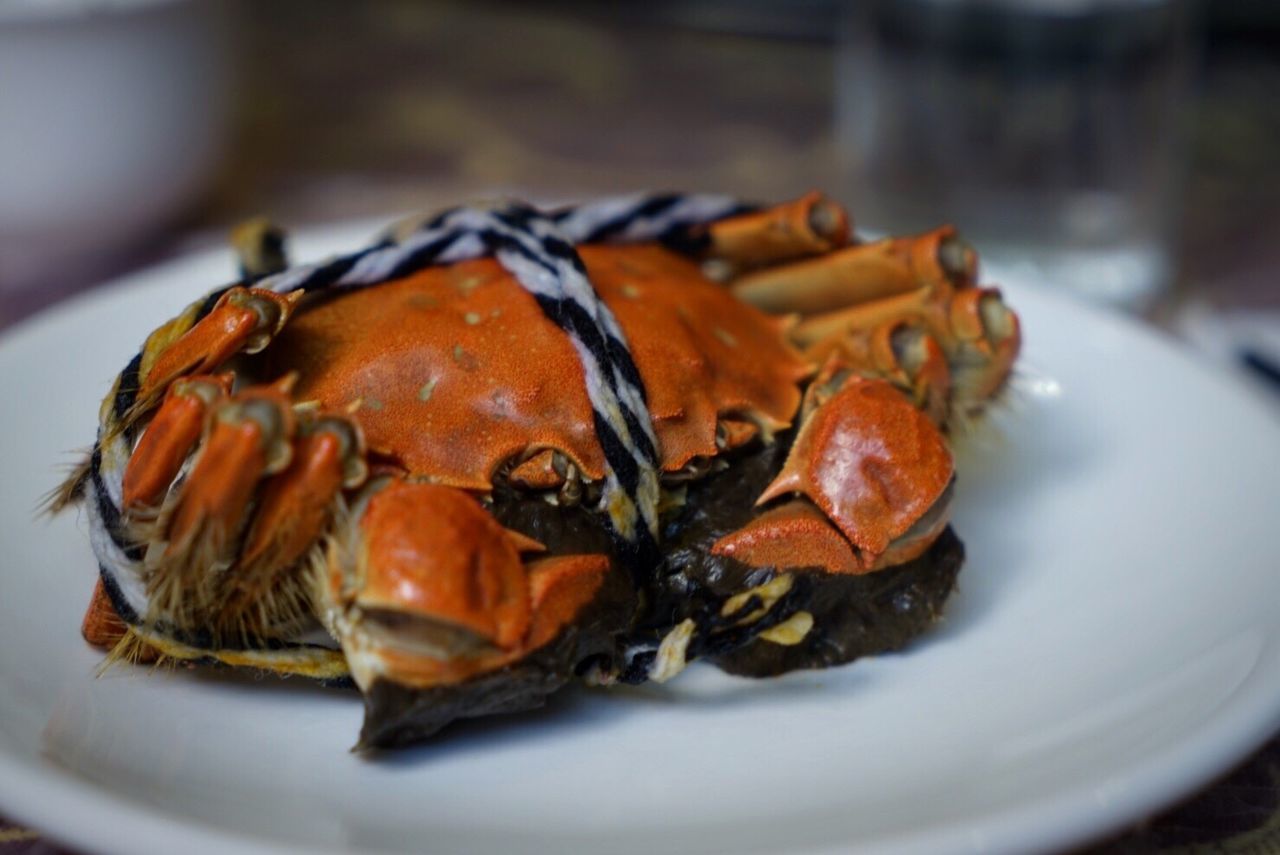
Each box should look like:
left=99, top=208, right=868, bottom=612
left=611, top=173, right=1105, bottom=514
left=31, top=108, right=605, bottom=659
left=1, top=1, right=1279, bottom=851
left=1, top=0, right=1276, bottom=326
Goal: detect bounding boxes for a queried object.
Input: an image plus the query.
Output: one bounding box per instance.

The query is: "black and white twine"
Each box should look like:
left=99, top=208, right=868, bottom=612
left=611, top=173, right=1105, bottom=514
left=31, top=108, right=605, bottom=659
left=88, top=193, right=754, bottom=633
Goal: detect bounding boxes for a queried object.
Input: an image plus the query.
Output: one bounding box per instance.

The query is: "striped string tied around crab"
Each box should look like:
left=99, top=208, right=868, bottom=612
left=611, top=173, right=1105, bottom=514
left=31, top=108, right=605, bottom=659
left=83, top=193, right=756, bottom=626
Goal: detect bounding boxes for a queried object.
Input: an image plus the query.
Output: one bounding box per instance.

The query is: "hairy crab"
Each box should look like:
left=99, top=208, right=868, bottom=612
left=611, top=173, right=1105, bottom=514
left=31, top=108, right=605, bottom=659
left=59, top=192, right=1020, bottom=749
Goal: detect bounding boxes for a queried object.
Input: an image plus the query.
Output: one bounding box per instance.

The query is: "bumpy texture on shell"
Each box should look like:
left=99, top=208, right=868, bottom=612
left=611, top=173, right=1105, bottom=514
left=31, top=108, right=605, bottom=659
left=261, top=245, right=808, bottom=490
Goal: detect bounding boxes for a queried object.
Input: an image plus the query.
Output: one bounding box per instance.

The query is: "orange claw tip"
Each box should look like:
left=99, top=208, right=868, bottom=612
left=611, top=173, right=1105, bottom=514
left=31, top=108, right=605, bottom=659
left=356, top=482, right=531, bottom=651
left=948, top=287, right=990, bottom=342
left=525, top=554, right=612, bottom=649
left=756, top=376, right=953, bottom=569
left=712, top=501, right=861, bottom=576
left=949, top=287, right=1022, bottom=407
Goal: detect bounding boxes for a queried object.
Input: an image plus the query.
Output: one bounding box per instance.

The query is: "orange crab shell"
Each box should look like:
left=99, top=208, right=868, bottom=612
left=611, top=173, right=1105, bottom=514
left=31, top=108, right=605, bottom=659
left=330, top=481, right=616, bottom=690
left=350, top=481, right=541, bottom=650
left=756, top=375, right=954, bottom=568
left=262, top=244, right=810, bottom=491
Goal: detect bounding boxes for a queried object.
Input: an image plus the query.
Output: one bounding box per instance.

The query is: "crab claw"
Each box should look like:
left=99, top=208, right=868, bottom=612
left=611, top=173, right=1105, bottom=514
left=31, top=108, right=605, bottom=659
left=752, top=375, right=954, bottom=571
left=321, top=480, right=631, bottom=746
left=321, top=480, right=627, bottom=746
left=338, top=481, right=540, bottom=669
left=140, top=287, right=300, bottom=403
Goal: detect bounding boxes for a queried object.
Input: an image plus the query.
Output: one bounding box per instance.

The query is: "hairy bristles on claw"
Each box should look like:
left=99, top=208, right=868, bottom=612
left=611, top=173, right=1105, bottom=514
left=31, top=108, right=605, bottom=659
left=948, top=365, right=1030, bottom=452
left=143, top=515, right=237, bottom=631
left=310, top=494, right=355, bottom=634
left=219, top=491, right=348, bottom=644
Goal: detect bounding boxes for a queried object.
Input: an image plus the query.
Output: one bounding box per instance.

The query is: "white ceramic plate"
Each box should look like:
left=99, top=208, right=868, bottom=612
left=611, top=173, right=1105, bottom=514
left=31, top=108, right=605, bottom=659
left=2, top=226, right=1279, bottom=855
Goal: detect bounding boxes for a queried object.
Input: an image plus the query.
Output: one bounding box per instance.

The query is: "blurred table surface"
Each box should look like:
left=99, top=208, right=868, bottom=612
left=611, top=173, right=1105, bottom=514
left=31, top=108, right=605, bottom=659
left=1, top=2, right=1278, bottom=853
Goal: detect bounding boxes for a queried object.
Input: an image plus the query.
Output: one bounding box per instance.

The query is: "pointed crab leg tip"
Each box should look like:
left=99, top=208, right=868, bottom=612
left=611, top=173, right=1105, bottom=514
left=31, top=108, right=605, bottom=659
left=755, top=470, right=802, bottom=507
left=503, top=527, right=547, bottom=554
left=273, top=372, right=300, bottom=394
left=712, top=500, right=861, bottom=576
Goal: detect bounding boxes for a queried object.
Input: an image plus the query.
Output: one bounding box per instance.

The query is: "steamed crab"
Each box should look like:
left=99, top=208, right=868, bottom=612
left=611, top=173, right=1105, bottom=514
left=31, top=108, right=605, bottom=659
left=60, top=192, right=1020, bottom=749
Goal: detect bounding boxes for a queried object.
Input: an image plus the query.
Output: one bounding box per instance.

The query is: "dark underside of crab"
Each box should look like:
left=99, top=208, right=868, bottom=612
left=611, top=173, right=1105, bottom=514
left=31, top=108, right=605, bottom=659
left=363, top=433, right=964, bottom=750
left=67, top=192, right=1017, bottom=751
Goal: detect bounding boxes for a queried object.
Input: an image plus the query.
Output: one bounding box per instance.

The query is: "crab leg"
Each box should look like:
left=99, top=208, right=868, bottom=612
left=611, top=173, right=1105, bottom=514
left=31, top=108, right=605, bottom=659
left=731, top=227, right=973, bottom=316
left=802, top=323, right=952, bottom=426
left=139, top=287, right=300, bottom=403
left=947, top=287, right=1022, bottom=407
left=219, top=417, right=367, bottom=633
left=722, top=221, right=1018, bottom=423
left=702, top=191, right=851, bottom=268
left=121, top=374, right=233, bottom=511
left=87, top=379, right=372, bottom=669
left=144, top=381, right=296, bottom=625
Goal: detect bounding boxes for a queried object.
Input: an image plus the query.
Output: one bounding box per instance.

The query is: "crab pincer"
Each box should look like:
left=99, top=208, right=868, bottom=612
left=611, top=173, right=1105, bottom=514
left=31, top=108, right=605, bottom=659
left=732, top=373, right=954, bottom=573
left=321, top=481, right=632, bottom=749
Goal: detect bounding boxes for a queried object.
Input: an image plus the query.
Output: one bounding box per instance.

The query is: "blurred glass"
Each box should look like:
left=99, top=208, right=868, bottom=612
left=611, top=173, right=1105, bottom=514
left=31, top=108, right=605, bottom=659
left=837, top=0, right=1198, bottom=312
left=0, top=0, right=228, bottom=294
